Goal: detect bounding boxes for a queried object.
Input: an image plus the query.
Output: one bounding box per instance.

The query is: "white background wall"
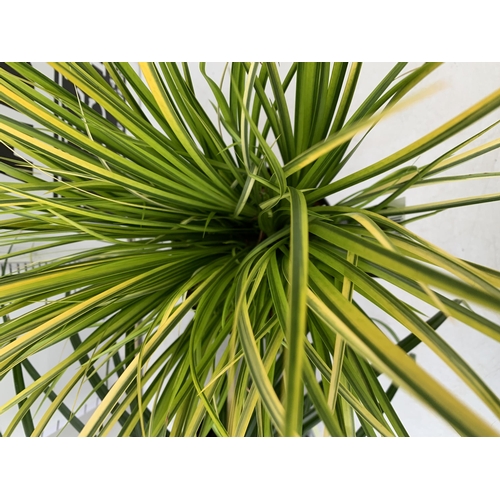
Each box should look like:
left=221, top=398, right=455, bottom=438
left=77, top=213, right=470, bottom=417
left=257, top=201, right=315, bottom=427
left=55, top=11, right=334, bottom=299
left=1, top=62, right=500, bottom=436
left=348, top=63, right=500, bottom=436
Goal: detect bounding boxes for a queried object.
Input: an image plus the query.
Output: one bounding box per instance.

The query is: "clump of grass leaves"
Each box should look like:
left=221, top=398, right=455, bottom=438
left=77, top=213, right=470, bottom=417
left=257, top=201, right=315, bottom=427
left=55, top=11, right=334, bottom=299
left=1, top=62, right=500, bottom=437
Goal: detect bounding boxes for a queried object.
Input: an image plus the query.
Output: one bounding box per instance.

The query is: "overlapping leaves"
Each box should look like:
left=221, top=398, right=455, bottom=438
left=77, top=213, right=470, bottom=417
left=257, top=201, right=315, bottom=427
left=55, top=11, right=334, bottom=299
left=0, top=62, right=499, bottom=437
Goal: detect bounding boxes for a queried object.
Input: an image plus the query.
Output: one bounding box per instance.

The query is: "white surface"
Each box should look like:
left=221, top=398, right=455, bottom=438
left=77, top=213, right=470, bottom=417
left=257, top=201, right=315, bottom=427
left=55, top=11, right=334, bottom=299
left=344, top=63, right=500, bottom=436
left=1, top=62, right=500, bottom=436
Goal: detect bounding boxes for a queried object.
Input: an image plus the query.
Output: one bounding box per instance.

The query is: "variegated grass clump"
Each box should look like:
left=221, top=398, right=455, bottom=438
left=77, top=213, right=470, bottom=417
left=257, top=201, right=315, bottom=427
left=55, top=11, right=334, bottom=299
left=1, top=62, right=500, bottom=436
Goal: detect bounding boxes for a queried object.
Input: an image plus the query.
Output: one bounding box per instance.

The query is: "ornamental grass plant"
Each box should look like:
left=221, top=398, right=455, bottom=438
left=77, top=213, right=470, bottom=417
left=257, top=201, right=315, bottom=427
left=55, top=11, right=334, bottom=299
left=0, top=62, right=500, bottom=437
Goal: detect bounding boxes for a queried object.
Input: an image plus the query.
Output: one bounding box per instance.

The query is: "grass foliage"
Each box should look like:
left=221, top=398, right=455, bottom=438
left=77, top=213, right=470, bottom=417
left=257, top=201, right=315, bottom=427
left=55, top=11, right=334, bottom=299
left=0, top=62, right=500, bottom=436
